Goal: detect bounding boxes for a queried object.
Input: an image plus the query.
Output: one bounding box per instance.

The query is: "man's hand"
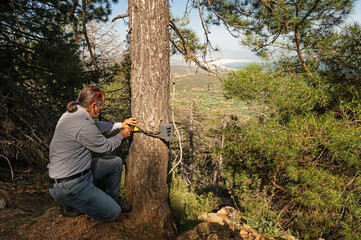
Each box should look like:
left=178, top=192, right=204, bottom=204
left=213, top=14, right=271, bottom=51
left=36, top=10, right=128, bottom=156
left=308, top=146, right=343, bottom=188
left=122, top=118, right=137, bottom=128
left=119, top=127, right=132, bottom=139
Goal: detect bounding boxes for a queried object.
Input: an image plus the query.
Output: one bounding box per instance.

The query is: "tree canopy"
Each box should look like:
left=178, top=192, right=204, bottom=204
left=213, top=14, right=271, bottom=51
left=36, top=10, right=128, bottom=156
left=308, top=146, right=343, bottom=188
left=194, top=0, right=355, bottom=79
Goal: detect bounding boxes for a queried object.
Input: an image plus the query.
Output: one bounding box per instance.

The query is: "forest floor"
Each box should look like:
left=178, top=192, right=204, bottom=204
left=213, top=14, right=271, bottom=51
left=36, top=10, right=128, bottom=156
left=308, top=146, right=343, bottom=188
left=0, top=66, right=272, bottom=239
left=0, top=174, right=273, bottom=240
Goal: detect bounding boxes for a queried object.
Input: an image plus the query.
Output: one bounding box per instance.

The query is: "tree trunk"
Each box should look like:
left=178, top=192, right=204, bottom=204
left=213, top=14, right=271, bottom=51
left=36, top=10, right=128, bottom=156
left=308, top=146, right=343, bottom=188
left=126, top=0, right=176, bottom=238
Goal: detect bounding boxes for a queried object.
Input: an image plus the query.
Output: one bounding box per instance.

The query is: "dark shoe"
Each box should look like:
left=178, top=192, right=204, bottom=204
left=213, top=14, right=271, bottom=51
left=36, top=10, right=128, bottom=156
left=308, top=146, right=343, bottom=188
left=57, top=201, right=83, bottom=217
left=115, top=198, right=132, bottom=213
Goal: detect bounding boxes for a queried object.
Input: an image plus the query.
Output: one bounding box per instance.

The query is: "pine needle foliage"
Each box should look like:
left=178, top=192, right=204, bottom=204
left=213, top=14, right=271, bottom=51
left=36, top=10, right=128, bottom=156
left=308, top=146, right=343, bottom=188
left=222, top=65, right=360, bottom=239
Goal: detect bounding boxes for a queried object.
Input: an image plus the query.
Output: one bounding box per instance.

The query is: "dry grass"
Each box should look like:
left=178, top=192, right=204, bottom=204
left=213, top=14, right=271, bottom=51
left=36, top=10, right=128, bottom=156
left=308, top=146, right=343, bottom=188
left=171, top=65, right=260, bottom=121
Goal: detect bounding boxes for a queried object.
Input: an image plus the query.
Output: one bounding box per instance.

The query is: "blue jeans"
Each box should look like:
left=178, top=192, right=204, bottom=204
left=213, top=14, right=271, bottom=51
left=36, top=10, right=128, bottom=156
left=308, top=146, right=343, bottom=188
left=49, top=156, right=123, bottom=222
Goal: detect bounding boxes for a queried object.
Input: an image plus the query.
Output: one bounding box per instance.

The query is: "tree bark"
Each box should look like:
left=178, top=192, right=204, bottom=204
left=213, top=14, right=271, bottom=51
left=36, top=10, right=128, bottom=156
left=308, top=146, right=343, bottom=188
left=126, top=0, right=176, bottom=239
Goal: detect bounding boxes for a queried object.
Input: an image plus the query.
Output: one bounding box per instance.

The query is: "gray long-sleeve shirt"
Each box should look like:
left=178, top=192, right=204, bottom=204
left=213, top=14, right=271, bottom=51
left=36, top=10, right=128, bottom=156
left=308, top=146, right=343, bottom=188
left=48, top=106, right=123, bottom=179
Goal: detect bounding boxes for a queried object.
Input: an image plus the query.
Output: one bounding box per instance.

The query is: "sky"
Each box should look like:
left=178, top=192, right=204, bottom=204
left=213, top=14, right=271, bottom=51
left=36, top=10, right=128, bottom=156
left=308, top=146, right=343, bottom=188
left=109, top=0, right=361, bottom=61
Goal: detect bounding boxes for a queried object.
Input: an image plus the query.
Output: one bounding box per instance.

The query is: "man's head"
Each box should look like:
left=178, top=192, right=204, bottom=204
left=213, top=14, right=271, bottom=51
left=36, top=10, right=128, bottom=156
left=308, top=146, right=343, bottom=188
left=66, top=86, right=105, bottom=118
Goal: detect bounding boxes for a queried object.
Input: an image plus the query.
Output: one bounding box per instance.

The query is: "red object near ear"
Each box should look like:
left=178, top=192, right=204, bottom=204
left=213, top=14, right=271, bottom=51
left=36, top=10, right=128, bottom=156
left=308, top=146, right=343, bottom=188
left=89, top=90, right=103, bottom=105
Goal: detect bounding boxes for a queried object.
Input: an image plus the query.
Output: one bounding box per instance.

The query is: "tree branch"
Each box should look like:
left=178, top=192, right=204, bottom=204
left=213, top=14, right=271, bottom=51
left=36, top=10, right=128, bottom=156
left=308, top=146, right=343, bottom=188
left=235, top=0, right=251, bottom=16
left=206, top=0, right=244, bottom=38
left=169, top=37, right=185, bottom=55
left=112, top=13, right=129, bottom=22
left=68, top=0, right=79, bottom=44
left=82, top=0, right=99, bottom=72
left=0, top=154, right=14, bottom=181
left=294, top=26, right=314, bottom=80
left=9, top=0, right=21, bottom=29
left=298, top=0, right=321, bottom=26
left=169, top=19, right=189, bottom=56
left=169, top=19, right=222, bottom=80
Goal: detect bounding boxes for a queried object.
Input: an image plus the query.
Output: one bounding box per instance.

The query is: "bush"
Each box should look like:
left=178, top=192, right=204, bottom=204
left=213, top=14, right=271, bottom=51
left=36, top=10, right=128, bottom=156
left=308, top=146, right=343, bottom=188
left=223, top=65, right=330, bottom=122
left=169, top=174, right=221, bottom=232
left=221, top=66, right=360, bottom=239
left=222, top=110, right=360, bottom=239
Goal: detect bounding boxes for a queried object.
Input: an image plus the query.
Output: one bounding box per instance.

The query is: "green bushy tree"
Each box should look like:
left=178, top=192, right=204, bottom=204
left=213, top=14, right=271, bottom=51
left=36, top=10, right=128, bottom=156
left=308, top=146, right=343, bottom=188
left=223, top=65, right=330, bottom=121
left=221, top=66, right=360, bottom=239
left=223, top=114, right=360, bottom=239
left=318, top=23, right=361, bottom=117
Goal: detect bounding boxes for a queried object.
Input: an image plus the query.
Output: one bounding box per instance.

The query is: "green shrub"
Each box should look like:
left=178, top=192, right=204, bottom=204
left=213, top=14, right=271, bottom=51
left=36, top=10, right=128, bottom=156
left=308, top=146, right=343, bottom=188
left=222, top=113, right=360, bottom=239
left=222, top=168, right=285, bottom=237
left=223, top=65, right=271, bottom=101
left=223, top=65, right=330, bottom=122
left=221, top=66, right=360, bottom=239
left=169, top=174, right=221, bottom=232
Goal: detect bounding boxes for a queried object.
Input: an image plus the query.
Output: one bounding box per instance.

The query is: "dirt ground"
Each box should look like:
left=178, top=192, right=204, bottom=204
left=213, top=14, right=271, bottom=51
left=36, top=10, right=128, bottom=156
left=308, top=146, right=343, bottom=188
left=0, top=168, right=274, bottom=240
left=0, top=168, right=162, bottom=240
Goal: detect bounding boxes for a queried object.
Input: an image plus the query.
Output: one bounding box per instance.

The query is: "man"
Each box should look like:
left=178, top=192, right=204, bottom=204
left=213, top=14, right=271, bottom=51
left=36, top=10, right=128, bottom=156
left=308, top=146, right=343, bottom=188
left=48, top=86, right=136, bottom=222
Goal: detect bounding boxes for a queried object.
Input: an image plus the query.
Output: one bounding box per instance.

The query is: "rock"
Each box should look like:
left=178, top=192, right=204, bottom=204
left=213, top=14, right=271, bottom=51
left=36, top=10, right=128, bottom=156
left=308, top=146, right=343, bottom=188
left=242, top=224, right=253, bottom=232
left=197, top=207, right=279, bottom=240
left=206, top=213, right=226, bottom=225
left=195, top=222, right=211, bottom=235
left=198, top=212, right=208, bottom=221
left=240, top=229, right=249, bottom=237
left=0, top=199, right=6, bottom=208
left=0, top=189, right=11, bottom=208
left=216, top=213, right=231, bottom=225
left=199, top=212, right=227, bottom=225
left=280, top=231, right=297, bottom=240
left=242, top=224, right=263, bottom=238
left=199, top=207, right=242, bottom=227
left=217, top=206, right=241, bottom=220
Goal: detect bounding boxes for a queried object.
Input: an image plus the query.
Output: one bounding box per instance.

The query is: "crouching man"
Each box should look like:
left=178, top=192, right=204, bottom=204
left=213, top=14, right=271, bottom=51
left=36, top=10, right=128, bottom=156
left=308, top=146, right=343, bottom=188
left=47, top=86, right=136, bottom=222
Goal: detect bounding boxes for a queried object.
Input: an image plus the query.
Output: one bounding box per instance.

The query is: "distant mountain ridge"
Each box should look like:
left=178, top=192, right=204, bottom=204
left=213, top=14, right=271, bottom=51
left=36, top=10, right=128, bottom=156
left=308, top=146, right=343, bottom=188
left=170, top=48, right=260, bottom=67
left=218, top=48, right=259, bottom=60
